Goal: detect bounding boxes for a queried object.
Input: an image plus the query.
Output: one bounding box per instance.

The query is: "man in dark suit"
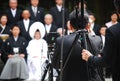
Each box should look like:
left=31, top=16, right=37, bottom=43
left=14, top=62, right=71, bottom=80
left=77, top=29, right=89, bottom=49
left=50, top=0, right=69, bottom=28
left=6, top=0, right=22, bottom=28
left=52, top=12, right=90, bottom=81
left=17, top=10, right=34, bottom=44
left=44, top=14, right=58, bottom=33
left=26, top=0, right=45, bottom=23
left=88, top=13, right=101, bottom=36
left=82, top=2, right=120, bottom=80
left=44, top=14, right=58, bottom=43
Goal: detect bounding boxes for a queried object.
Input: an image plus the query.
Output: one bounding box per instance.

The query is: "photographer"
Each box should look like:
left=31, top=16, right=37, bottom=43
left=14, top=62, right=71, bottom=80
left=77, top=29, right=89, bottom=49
left=52, top=13, right=92, bottom=81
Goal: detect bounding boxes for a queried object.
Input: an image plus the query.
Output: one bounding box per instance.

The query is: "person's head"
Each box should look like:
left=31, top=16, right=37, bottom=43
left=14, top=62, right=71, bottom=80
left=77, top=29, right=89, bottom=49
left=69, top=12, right=89, bottom=30
left=89, top=13, right=96, bottom=23
left=9, top=0, right=18, bottom=10
left=44, top=14, right=53, bottom=25
left=0, top=14, right=8, bottom=26
left=22, top=10, right=31, bottom=20
left=55, top=0, right=63, bottom=6
left=34, top=29, right=41, bottom=40
left=110, top=12, right=118, bottom=22
left=99, top=25, right=107, bottom=36
left=11, top=25, right=20, bottom=37
left=31, top=0, right=39, bottom=7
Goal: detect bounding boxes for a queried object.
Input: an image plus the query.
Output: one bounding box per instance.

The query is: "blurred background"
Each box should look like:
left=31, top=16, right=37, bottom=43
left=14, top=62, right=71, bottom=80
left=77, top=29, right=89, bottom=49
left=0, top=0, right=115, bottom=25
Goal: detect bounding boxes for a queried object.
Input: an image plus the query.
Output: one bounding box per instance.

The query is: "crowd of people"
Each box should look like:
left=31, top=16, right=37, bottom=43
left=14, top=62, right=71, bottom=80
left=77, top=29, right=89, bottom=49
left=0, top=0, right=119, bottom=81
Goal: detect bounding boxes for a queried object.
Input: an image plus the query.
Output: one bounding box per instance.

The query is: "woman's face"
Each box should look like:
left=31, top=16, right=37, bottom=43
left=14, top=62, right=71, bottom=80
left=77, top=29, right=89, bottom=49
left=0, top=16, right=7, bottom=25
left=34, top=31, right=41, bottom=40
left=111, top=13, right=118, bottom=22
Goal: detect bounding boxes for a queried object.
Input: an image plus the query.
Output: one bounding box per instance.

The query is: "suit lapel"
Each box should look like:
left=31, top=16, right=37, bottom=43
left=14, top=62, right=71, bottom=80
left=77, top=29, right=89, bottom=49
left=9, top=9, right=14, bottom=18
left=30, top=6, right=35, bottom=17
left=28, top=20, right=32, bottom=32
left=21, top=21, right=27, bottom=32
left=49, top=25, right=53, bottom=32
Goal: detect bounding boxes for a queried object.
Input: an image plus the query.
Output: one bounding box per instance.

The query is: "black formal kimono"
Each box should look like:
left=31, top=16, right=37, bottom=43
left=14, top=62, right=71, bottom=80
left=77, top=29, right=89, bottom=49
left=3, top=36, right=27, bottom=61
left=26, top=6, right=45, bottom=23
left=88, top=23, right=120, bottom=81
left=6, top=8, right=22, bottom=28
left=17, top=20, right=34, bottom=43
left=50, top=6, right=69, bottom=28
left=0, top=36, right=28, bottom=80
left=0, top=25, right=11, bottom=35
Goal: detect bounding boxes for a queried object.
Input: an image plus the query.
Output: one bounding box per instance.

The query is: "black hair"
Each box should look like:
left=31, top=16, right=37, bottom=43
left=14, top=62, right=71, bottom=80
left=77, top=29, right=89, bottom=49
left=0, top=14, right=8, bottom=20
left=100, top=25, right=107, bottom=30
left=35, top=29, right=40, bottom=32
left=11, top=25, right=20, bottom=30
left=69, top=11, right=89, bottom=30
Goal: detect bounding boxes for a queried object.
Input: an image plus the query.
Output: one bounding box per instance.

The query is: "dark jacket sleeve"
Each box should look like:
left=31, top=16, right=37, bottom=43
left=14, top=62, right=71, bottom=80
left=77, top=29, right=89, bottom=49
left=88, top=28, right=116, bottom=67
left=52, top=37, right=61, bottom=69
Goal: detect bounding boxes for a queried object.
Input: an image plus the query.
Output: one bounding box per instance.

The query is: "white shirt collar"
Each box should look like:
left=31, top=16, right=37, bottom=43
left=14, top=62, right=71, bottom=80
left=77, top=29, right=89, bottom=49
left=14, top=36, right=18, bottom=41
left=11, top=8, right=17, bottom=17
left=32, top=6, right=37, bottom=11
left=45, top=24, right=52, bottom=33
left=90, top=22, right=95, bottom=30
left=23, top=19, right=30, bottom=22
left=23, top=19, right=30, bottom=31
left=56, top=5, right=62, bottom=12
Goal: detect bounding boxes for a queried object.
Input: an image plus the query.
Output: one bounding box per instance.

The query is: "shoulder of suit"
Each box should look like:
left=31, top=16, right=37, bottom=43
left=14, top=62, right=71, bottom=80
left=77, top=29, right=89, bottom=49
left=107, top=23, right=120, bottom=35
left=108, top=23, right=120, bottom=30
left=57, top=33, right=76, bottom=41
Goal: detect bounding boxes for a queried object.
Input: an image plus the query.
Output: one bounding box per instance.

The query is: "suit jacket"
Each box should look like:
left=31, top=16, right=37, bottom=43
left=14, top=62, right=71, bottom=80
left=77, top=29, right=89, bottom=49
left=52, top=33, right=88, bottom=81
left=44, top=24, right=58, bottom=42
left=2, top=36, right=27, bottom=63
left=88, top=34, right=102, bottom=55
left=6, top=8, right=22, bottom=28
left=26, top=6, right=45, bottom=23
left=93, top=24, right=101, bottom=36
left=0, top=25, right=11, bottom=35
left=17, top=20, right=34, bottom=43
left=50, top=6, right=69, bottom=28
left=88, top=23, right=120, bottom=81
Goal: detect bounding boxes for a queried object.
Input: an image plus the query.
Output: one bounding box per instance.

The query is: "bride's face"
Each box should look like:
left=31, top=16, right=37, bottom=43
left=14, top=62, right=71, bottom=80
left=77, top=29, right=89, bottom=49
left=34, top=31, right=41, bottom=40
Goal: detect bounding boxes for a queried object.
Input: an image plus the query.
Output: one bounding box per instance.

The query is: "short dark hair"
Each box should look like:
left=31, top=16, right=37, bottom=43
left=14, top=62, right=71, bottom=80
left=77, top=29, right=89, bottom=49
left=70, top=12, right=88, bottom=30
left=11, top=25, right=20, bottom=30
left=35, top=29, right=40, bottom=32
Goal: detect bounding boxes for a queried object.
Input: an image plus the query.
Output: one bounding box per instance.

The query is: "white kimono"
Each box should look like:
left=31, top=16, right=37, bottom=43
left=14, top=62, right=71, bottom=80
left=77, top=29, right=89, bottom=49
left=26, top=39, right=48, bottom=81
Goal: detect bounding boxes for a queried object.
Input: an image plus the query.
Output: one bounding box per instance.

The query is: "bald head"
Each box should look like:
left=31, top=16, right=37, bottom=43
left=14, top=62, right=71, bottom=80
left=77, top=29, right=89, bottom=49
left=55, top=0, right=63, bottom=6
left=44, top=14, right=53, bottom=25
left=22, top=10, right=31, bottom=20
left=9, top=0, right=18, bottom=9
